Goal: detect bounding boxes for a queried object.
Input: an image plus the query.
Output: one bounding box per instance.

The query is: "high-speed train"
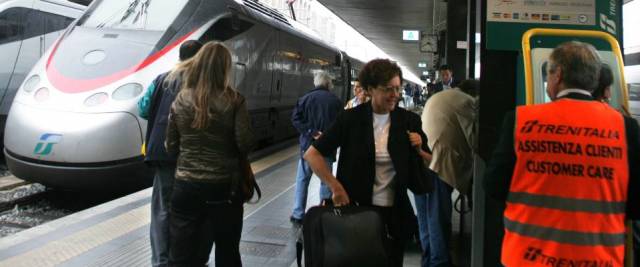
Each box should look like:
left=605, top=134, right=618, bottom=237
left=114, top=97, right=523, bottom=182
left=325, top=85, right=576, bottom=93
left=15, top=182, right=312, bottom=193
left=0, top=0, right=86, bottom=150
left=3, top=0, right=362, bottom=190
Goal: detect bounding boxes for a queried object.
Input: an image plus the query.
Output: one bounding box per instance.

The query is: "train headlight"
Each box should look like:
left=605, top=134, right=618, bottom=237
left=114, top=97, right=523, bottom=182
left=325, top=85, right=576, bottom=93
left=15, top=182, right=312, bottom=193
left=113, top=83, right=143, bottom=100
left=23, top=75, right=40, bottom=92
left=34, top=87, right=50, bottom=102
left=84, top=92, right=109, bottom=107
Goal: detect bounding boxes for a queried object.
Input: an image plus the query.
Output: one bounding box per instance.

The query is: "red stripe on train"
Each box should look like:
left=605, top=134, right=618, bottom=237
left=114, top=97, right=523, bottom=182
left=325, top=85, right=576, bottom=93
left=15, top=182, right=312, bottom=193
left=46, top=29, right=197, bottom=94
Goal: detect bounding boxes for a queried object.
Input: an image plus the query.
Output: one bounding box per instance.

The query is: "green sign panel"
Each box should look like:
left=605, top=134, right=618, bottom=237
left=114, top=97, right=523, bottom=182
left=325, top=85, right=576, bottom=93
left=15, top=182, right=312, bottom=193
left=486, top=0, right=621, bottom=51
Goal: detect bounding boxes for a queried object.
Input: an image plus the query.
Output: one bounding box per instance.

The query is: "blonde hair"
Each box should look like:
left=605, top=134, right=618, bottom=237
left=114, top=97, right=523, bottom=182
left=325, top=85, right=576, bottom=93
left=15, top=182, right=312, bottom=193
left=171, top=42, right=236, bottom=129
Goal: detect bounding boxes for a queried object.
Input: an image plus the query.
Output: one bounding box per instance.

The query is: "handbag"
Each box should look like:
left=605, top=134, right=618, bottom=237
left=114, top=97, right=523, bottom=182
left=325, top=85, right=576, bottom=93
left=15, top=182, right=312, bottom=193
left=239, top=155, right=261, bottom=203
left=232, top=91, right=261, bottom=203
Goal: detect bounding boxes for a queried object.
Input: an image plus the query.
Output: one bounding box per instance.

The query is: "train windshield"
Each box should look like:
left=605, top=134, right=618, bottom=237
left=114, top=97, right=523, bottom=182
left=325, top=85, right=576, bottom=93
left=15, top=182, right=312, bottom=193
left=78, top=0, right=188, bottom=31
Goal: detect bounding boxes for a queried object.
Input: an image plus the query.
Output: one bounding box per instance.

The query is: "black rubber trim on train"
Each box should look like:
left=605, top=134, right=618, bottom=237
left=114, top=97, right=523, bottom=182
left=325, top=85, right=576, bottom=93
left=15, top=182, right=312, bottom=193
left=4, top=148, right=152, bottom=191
left=4, top=149, right=144, bottom=168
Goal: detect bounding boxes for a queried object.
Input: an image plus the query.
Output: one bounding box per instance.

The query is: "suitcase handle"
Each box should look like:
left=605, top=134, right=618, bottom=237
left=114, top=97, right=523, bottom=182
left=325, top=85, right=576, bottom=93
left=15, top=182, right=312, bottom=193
left=331, top=202, right=361, bottom=216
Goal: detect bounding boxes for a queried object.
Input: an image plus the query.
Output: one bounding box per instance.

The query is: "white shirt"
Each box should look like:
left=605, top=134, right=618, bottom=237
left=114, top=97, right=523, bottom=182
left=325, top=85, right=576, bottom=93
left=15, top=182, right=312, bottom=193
left=442, top=79, right=453, bottom=90
left=372, top=112, right=396, bottom=207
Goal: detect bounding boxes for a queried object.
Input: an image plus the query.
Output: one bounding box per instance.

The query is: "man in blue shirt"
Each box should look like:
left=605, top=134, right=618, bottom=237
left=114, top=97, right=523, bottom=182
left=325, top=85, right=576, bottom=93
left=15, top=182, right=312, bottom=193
left=138, top=40, right=203, bottom=267
left=290, top=71, right=342, bottom=224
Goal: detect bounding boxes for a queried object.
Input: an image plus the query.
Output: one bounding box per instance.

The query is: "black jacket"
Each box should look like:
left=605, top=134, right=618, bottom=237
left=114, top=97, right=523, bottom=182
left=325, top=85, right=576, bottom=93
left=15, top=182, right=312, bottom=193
left=145, top=72, right=180, bottom=164
left=312, top=102, right=429, bottom=229
left=483, top=93, right=640, bottom=219
left=428, top=79, right=457, bottom=99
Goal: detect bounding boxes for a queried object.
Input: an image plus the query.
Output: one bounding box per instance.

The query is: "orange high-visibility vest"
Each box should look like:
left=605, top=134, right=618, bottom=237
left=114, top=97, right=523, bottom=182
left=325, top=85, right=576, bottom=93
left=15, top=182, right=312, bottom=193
left=503, top=99, right=629, bottom=267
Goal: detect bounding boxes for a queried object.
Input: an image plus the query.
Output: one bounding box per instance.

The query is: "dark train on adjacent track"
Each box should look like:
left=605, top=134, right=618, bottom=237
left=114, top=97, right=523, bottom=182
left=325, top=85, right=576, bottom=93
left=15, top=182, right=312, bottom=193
left=3, top=0, right=364, bottom=190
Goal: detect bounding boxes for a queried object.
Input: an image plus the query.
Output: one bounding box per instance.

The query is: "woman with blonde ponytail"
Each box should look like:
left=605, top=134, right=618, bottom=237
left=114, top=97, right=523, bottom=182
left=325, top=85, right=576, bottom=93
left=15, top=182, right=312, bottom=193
left=165, top=42, right=254, bottom=266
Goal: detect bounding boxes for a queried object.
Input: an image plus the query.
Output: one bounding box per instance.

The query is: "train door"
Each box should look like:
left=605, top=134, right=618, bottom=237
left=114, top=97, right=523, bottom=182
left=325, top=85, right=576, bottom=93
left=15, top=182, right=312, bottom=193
left=269, top=30, right=283, bottom=105
left=328, top=53, right=347, bottom=103
left=272, top=31, right=302, bottom=141
left=263, top=28, right=282, bottom=143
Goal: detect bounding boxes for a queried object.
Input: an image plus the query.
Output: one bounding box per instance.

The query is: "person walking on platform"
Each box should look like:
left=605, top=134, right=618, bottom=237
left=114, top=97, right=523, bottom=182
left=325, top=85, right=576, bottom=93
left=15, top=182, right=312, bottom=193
left=427, top=65, right=456, bottom=100
left=165, top=42, right=254, bottom=267
left=303, top=59, right=431, bottom=266
left=290, top=71, right=343, bottom=225
left=417, top=79, right=477, bottom=267
left=344, top=79, right=368, bottom=109
left=137, top=40, right=202, bottom=267
left=484, top=41, right=640, bottom=267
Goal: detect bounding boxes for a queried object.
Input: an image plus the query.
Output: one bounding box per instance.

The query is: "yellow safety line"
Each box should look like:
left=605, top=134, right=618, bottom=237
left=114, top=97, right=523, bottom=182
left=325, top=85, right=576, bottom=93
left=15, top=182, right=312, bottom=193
left=251, top=145, right=299, bottom=174
left=0, top=145, right=299, bottom=267
left=521, top=28, right=629, bottom=108
left=0, top=205, right=151, bottom=267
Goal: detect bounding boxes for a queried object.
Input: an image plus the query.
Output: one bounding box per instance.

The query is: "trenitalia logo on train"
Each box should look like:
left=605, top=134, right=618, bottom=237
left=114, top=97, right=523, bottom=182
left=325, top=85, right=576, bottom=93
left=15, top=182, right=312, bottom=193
left=33, top=134, right=63, bottom=156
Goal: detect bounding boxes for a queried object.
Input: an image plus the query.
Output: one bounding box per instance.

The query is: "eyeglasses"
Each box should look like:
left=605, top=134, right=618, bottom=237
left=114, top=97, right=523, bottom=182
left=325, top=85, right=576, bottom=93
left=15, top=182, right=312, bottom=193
left=376, top=86, right=402, bottom=94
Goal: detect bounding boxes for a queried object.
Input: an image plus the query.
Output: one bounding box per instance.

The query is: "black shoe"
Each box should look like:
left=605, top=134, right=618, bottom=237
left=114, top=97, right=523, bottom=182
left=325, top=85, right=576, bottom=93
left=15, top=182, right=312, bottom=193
left=290, top=216, right=303, bottom=226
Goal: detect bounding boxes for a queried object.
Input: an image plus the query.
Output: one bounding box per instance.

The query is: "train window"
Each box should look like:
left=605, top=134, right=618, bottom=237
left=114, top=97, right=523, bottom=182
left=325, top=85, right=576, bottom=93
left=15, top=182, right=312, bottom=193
left=200, top=17, right=254, bottom=43
left=43, top=12, right=73, bottom=33
left=0, top=8, right=26, bottom=45
left=78, top=0, right=188, bottom=31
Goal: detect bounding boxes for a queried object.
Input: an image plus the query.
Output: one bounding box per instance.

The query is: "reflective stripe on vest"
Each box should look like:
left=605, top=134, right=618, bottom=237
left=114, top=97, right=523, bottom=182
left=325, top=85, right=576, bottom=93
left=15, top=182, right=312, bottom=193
left=503, top=99, right=629, bottom=267
left=507, top=192, right=626, bottom=214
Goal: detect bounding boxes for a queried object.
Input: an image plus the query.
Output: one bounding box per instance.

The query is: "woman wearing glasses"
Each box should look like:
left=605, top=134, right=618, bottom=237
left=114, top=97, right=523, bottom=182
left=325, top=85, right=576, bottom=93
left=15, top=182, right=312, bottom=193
left=304, top=59, right=431, bottom=266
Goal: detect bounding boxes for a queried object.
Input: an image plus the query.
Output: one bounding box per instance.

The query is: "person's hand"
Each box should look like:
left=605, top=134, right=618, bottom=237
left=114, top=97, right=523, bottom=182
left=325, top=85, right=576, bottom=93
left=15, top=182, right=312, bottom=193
left=418, top=149, right=433, bottom=163
left=313, top=131, right=323, bottom=140
left=407, top=131, right=422, bottom=147
left=330, top=182, right=350, bottom=206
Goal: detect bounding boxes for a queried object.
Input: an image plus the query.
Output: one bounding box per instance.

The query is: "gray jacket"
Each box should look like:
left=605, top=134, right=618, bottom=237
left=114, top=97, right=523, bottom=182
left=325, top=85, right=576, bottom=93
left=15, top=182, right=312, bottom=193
left=166, top=89, right=254, bottom=184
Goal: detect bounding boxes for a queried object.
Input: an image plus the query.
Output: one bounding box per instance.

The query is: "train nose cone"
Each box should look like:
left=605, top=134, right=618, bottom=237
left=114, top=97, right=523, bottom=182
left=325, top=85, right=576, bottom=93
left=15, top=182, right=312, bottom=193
left=4, top=102, right=142, bottom=162
left=3, top=102, right=151, bottom=191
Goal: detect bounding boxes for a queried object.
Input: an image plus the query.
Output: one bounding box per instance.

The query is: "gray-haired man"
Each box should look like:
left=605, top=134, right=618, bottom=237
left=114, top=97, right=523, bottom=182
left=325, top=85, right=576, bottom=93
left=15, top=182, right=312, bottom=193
left=290, top=71, right=342, bottom=224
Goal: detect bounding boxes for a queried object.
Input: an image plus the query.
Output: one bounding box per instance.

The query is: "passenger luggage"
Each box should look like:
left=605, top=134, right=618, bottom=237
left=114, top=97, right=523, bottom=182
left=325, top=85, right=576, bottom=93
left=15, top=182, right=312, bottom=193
left=300, top=205, right=390, bottom=267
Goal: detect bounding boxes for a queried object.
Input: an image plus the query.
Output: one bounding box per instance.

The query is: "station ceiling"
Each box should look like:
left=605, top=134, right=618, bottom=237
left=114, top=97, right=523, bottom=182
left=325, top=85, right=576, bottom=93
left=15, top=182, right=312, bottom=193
left=318, top=0, right=444, bottom=80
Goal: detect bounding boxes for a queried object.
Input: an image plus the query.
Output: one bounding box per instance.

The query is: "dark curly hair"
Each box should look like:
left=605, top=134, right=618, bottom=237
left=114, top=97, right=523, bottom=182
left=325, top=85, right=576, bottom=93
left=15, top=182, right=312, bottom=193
left=593, top=63, right=613, bottom=100
left=358, top=59, right=402, bottom=91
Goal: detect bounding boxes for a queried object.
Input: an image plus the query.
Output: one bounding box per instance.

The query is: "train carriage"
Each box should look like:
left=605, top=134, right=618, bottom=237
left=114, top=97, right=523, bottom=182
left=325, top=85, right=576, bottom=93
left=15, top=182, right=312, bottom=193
left=3, top=0, right=356, bottom=190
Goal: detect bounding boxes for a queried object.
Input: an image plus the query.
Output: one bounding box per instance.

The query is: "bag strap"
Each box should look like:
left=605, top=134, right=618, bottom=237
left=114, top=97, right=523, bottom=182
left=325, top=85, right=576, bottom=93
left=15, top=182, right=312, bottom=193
left=296, top=240, right=303, bottom=267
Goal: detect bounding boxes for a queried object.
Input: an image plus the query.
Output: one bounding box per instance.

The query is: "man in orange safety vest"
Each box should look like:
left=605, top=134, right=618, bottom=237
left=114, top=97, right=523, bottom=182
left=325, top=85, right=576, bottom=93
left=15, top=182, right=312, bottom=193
left=484, top=41, right=640, bottom=266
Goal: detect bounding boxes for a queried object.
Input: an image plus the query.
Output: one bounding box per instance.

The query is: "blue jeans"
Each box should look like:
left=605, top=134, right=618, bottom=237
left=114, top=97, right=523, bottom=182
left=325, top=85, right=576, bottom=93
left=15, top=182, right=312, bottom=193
left=291, top=157, right=333, bottom=220
left=150, top=164, right=176, bottom=267
left=414, top=176, right=453, bottom=267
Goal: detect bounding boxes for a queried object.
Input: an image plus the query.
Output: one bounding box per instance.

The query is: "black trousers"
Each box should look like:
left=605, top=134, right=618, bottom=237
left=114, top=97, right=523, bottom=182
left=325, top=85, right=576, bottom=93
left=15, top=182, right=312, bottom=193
left=169, top=180, right=243, bottom=267
left=378, top=206, right=407, bottom=267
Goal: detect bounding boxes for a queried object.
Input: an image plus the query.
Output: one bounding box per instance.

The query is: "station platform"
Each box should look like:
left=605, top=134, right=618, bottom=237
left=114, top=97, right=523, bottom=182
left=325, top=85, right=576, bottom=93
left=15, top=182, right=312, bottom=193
left=0, top=144, right=469, bottom=266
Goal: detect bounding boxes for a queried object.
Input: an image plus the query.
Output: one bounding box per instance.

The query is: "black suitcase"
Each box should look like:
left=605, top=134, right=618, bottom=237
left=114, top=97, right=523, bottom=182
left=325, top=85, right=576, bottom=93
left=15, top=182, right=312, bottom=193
left=301, top=205, right=390, bottom=267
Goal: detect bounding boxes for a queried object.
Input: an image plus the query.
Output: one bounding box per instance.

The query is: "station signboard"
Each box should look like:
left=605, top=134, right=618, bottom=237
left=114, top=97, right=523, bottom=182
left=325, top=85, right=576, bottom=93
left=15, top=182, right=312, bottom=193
left=486, top=0, right=621, bottom=50
left=403, top=30, right=420, bottom=41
